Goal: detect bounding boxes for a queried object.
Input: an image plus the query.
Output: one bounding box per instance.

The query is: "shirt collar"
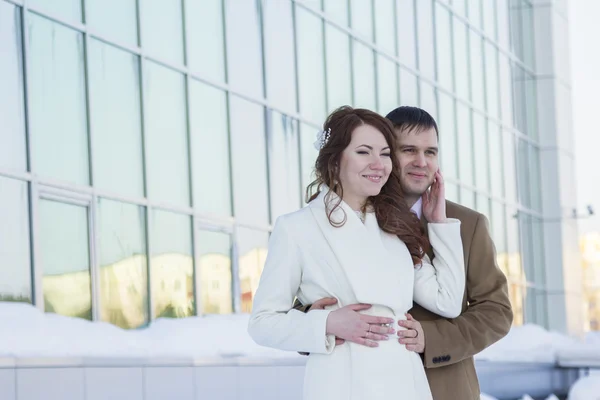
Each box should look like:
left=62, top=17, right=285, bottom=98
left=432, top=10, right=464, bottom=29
left=410, top=197, right=423, bottom=220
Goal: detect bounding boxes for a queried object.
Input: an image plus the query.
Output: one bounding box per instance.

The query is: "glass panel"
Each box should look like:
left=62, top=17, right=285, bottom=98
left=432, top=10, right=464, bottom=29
left=87, top=0, right=138, bottom=45
left=325, top=25, right=352, bottom=111
left=530, top=146, right=542, bottom=211
left=453, top=19, right=470, bottom=100
left=446, top=182, right=459, bottom=203
left=0, top=3, right=26, bottom=172
left=151, top=210, right=194, bottom=318
left=268, top=111, right=301, bottom=222
left=476, top=194, right=490, bottom=220
left=485, top=42, right=500, bottom=118
left=376, top=56, right=398, bottom=115
left=198, top=230, right=232, bottom=314
left=482, top=0, right=497, bottom=41
left=507, top=205, right=524, bottom=325
left=89, top=40, right=144, bottom=198
left=516, top=138, right=530, bottom=208
left=489, top=123, right=504, bottom=198
left=141, top=0, right=184, bottom=64
left=225, top=0, right=263, bottom=97
left=399, top=69, right=419, bottom=105
left=499, top=55, right=513, bottom=125
left=0, top=177, right=31, bottom=302
left=374, top=0, right=396, bottom=54
left=452, top=0, right=467, bottom=17
left=512, top=64, right=527, bottom=133
left=189, top=80, right=232, bottom=216
left=144, top=62, right=190, bottom=206
left=323, top=0, right=349, bottom=27
left=397, top=0, right=417, bottom=68
left=350, top=0, right=373, bottom=41
left=29, top=15, right=89, bottom=185
left=435, top=4, right=453, bottom=90
left=98, top=198, right=148, bottom=328
left=29, top=0, right=82, bottom=22
left=296, top=7, right=326, bottom=122
left=438, top=93, right=458, bottom=179
left=525, top=73, right=538, bottom=139
left=352, top=41, right=376, bottom=110
left=497, top=0, right=510, bottom=50
left=521, top=4, right=535, bottom=70
left=491, top=201, right=507, bottom=277
left=186, top=0, right=226, bottom=83
left=457, top=103, right=474, bottom=185
left=263, top=0, right=297, bottom=111
left=467, top=0, right=482, bottom=29
left=40, top=199, right=91, bottom=320
left=460, top=187, right=475, bottom=209
left=415, top=0, right=435, bottom=80
left=229, top=96, right=269, bottom=225
left=469, top=31, right=485, bottom=108
left=419, top=83, right=438, bottom=121
left=503, top=131, right=517, bottom=203
left=238, top=227, right=268, bottom=313
left=301, top=0, right=322, bottom=11
left=472, top=112, right=489, bottom=191
left=300, top=123, right=319, bottom=198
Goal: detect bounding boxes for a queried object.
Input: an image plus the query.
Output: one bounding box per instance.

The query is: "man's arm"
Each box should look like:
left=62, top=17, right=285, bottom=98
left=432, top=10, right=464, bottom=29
left=292, top=298, right=311, bottom=313
left=420, top=214, right=513, bottom=368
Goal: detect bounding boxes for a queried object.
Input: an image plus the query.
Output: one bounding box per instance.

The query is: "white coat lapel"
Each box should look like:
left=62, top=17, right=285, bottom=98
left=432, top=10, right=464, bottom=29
left=308, top=189, right=408, bottom=311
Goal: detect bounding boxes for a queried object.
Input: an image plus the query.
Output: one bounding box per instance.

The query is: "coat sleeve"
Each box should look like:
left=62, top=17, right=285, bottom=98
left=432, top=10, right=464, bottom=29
left=413, top=218, right=466, bottom=318
left=421, top=214, right=513, bottom=368
left=247, top=216, right=336, bottom=354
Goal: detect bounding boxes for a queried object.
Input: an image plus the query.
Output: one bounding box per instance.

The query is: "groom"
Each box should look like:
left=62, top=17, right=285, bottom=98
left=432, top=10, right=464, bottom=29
left=296, top=106, right=513, bottom=400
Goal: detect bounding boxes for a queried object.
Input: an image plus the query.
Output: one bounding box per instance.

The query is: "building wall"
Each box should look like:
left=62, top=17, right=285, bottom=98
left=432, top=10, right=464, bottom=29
left=0, top=0, right=579, bottom=332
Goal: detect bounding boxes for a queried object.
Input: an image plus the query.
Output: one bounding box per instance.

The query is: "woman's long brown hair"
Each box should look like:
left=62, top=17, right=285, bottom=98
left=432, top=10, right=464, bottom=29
left=306, top=106, right=429, bottom=265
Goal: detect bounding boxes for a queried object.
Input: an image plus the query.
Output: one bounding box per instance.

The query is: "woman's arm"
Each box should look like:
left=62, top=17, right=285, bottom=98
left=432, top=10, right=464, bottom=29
left=413, top=219, right=465, bottom=318
left=247, top=216, right=336, bottom=354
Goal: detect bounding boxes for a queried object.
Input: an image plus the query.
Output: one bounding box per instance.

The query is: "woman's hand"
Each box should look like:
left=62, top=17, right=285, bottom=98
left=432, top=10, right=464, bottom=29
left=422, top=170, right=447, bottom=223
left=325, top=304, right=395, bottom=347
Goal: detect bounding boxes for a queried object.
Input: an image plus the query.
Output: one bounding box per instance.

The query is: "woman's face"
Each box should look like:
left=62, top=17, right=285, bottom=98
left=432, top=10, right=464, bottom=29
left=338, top=124, right=392, bottom=210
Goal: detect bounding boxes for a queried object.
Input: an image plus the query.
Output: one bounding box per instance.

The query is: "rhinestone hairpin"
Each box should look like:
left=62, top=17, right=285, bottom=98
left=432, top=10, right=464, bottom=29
left=313, top=128, right=331, bottom=150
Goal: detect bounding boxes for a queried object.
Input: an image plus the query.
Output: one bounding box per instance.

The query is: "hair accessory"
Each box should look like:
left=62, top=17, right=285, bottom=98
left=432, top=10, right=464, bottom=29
left=313, top=128, right=331, bottom=150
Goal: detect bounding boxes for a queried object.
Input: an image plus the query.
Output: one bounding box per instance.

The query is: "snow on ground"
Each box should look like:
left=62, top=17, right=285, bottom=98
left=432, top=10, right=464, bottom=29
left=568, top=375, right=600, bottom=400
left=480, top=394, right=498, bottom=400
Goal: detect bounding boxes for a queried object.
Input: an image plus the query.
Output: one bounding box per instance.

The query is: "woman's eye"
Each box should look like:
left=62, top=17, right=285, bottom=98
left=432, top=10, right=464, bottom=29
left=382, top=153, right=391, bottom=157
left=357, top=151, right=369, bottom=155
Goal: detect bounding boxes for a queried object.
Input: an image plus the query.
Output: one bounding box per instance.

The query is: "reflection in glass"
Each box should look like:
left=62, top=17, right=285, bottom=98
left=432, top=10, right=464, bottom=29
left=453, top=19, right=470, bottom=100
left=189, top=80, right=232, bottom=217
left=98, top=198, right=148, bottom=328
left=353, top=42, right=376, bottom=110
left=399, top=69, right=418, bottom=105
left=198, top=230, right=232, bottom=314
left=0, top=3, right=26, bottom=172
left=238, top=228, right=268, bottom=313
left=472, top=112, right=489, bottom=191
left=350, top=0, right=373, bottom=41
left=268, top=111, right=301, bottom=221
left=296, top=7, right=326, bottom=122
left=300, top=123, right=319, bottom=196
left=263, top=0, right=297, bottom=111
left=438, top=93, right=458, bottom=179
left=0, top=177, right=31, bottom=303
left=229, top=96, right=269, bottom=225
left=374, top=0, right=396, bottom=55
left=396, top=0, right=417, bottom=68
left=416, top=0, right=435, bottom=79
left=40, top=200, right=91, bottom=320
left=87, top=0, right=138, bottom=45
left=186, top=0, right=226, bottom=82
left=435, top=4, right=453, bottom=90
left=144, top=62, right=190, bottom=206
left=376, top=56, right=398, bottom=115
left=325, top=25, right=352, bottom=111
left=456, top=104, right=474, bottom=185
left=225, top=0, right=264, bottom=97
left=141, top=0, right=184, bottom=64
left=151, top=210, right=194, bottom=319
left=89, top=40, right=144, bottom=198
left=30, top=0, right=82, bottom=23
left=29, top=15, right=89, bottom=185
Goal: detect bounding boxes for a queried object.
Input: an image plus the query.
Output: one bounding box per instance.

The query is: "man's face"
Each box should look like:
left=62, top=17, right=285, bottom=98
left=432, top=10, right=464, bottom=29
left=395, top=127, right=439, bottom=204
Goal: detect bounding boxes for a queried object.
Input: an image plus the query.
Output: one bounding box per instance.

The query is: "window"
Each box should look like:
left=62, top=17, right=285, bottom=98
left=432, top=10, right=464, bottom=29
left=144, top=62, right=190, bottom=207
left=482, top=0, right=497, bottom=41
left=97, top=198, right=148, bottom=328
left=151, top=210, right=194, bottom=319
left=469, top=32, right=485, bottom=108
left=30, top=0, right=82, bottom=23
left=352, top=41, right=376, bottom=110
left=325, top=25, right=353, bottom=111
left=40, top=199, right=91, bottom=320
left=489, top=123, right=504, bottom=198
left=0, top=177, right=31, bottom=303
left=419, top=83, right=438, bottom=121
left=467, top=0, right=482, bottom=30
left=189, top=80, right=232, bottom=217
left=415, top=0, right=435, bottom=80
left=438, top=93, right=458, bottom=179
left=503, top=131, right=518, bottom=203
left=198, top=230, right=232, bottom=314
left=88, top=40, right=144, bottom=198
left=350, top=0, right=373, bottom=41
left=485, top=42, right=500, bottom=118
left=396, top=0, right=417, bottom=68
left=238, top=227, right=269, bottom=313
left=472, top=112, right=489, bottom=191
left=374, top=0, right=396, bottom=54
left=399, top=69, right=418, bottom=105
left=87, top=0, right=138, bottom=45
left=141, top=0, right=184, bottom=64
left=186, top=0, right=226, bottom=83
left=29, top=15, right=89, bottom=185
left=300, top=122, right=319, bottom=196
left=229, top=96, right=269, bottom=226
left=435, top=4, right=453, bottom=90
left=499, top=55, right=513, bottom=125
left=377, top=56, right=398, bottom=115
left=456, top=103, right=474, bottom=186
left=453, top=19, right=470, bottom=101
left=323, top=0, right=349, bottom=27
left=0, top=3, right=26, bottom=172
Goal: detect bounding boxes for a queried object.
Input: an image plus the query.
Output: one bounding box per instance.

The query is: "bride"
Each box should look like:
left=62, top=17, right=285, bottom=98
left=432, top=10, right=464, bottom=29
left=248, top=106, right=465, bottom=400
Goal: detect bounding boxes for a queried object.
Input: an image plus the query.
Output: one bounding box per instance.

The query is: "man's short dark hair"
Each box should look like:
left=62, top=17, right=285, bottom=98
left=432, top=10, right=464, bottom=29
left=385, top=106, right=439, bottom=138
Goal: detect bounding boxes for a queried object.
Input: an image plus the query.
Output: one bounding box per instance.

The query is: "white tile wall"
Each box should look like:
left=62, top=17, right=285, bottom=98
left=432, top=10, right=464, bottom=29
left=16, top=368, right=85, bottom=400
left=145, top=367, right=195, bottom=400
left=85, top=367, right=144, bottom=400
left=195, top=366, right=238, bottom=400
left=0, top=369, right=16, bottom=400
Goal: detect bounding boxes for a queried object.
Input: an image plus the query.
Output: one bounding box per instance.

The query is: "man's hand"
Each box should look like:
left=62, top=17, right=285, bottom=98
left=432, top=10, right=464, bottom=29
left=422, top=169, right=447, bottom=223
left=397, top=313, right=425, bottom=353
left=308, top=297, right=345, bottom=345
left=324, top=304, right=396, bottom=348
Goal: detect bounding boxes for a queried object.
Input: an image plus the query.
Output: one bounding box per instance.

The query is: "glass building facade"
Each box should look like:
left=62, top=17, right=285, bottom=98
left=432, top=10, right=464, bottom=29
left=0, top=0, right=579, bottom=332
